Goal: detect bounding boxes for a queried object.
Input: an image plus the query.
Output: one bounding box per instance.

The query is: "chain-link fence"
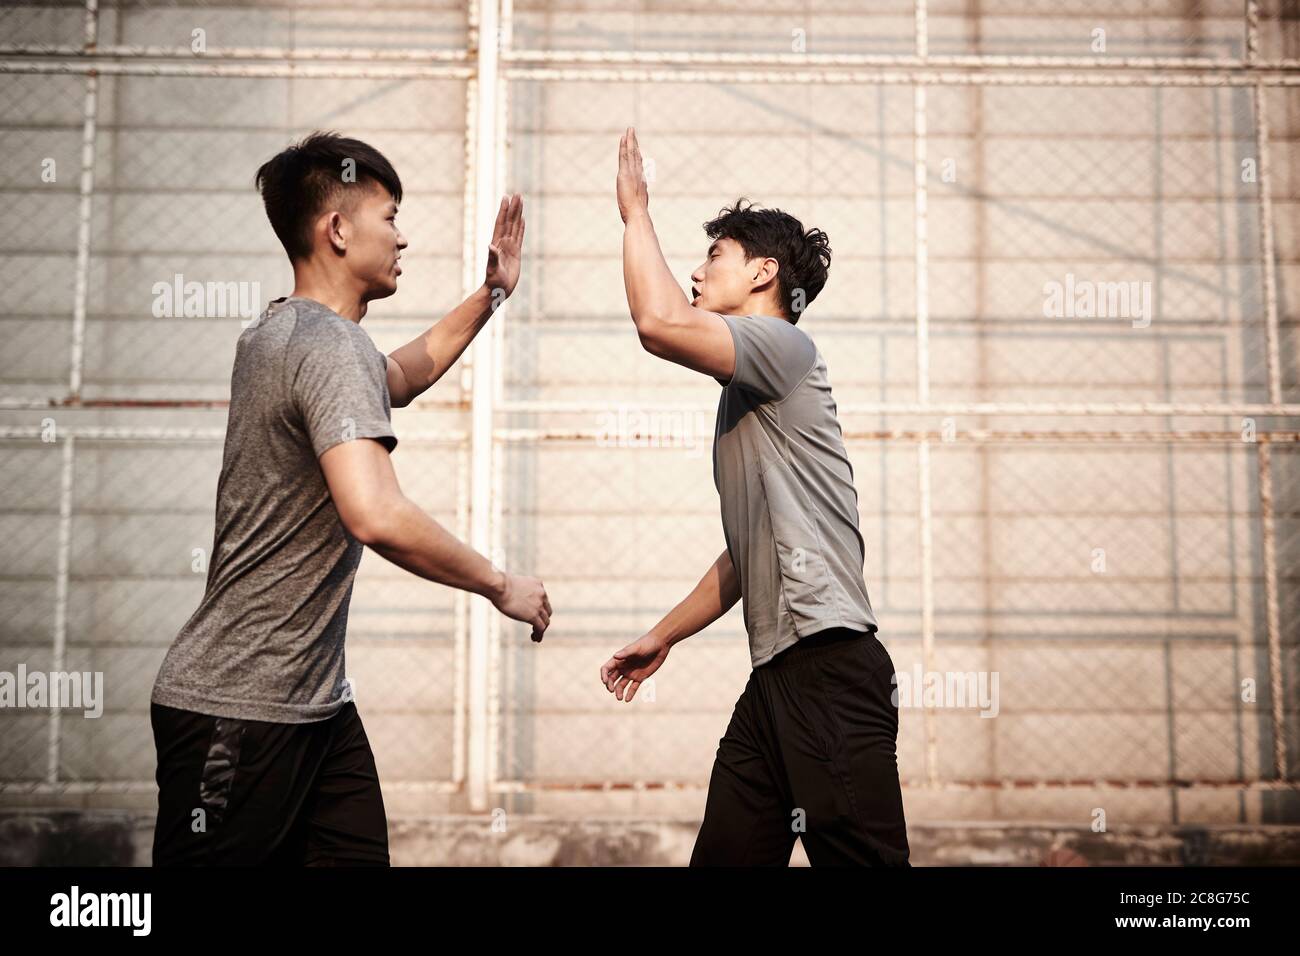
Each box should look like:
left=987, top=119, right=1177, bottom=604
left=1, top=0, right=1297, bottom=826
left=0, top=0, right=477, bottom=816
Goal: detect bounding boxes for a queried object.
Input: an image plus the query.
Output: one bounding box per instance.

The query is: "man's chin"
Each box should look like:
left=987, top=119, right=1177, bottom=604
left=696, top=300, right=739, bottom=314
left=368, top=279, right=399, bottom=301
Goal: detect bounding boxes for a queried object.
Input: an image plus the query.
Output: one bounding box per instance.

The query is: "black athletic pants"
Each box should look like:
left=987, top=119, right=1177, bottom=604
left=690, top=626, right=911, bottom=866
left=151, top=700, right=390, bottom=866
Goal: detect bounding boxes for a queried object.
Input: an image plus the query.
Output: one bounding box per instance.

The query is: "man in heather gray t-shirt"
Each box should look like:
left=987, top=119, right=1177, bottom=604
left=151, top=295, right=398, bottom=724
left=713, top=313, right=879, bottom=667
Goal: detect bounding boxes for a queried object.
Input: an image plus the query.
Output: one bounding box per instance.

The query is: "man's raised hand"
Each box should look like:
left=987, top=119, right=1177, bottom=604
left=485, top=193, right=525, bottom=300
left=616, top=127, right=650, bottom=224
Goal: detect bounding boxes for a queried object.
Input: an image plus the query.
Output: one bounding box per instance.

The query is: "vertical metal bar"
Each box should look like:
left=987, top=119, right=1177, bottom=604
left=1247, top=2, right=1286, bottom=782
left=914, top=87, right=930, bottom=405
left=48, top=434, right=75, bottom=784
left=487, top=436, right=505, bottom=799
left=69, top=0, right=99, bottom=400
left=467, top=0, right=501, bottom=813
left=1246, top=1, right=1282, bottom=405
left=1256, top=441, right=1288, bottom=780
left=49, top=0, right=98, bottom=787
left=1246, top=0, right=1259, bottom=67
left=485, top=0, right=513, bottom=804
left=914, top=0, right=938, bottom=786
left=460, top=74, right=479, bottom=403
left=454, top=7, right=481, bottom=790
left=494, top=0, right=513, bottom=409
left=917, top=440, right=938, bottom=787
left=452, top=443, right=469, bottom=786
left=914, top=0, right=930, bottom=405
left=915, top=0, right=928, bottom=61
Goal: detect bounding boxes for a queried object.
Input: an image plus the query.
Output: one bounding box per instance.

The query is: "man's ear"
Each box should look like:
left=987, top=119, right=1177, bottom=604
left=750, top=256, right=779, bottom=289
left=325, top=210, right=348, bottom=254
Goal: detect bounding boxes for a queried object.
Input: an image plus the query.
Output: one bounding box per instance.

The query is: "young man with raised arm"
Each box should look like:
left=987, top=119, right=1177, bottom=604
left=600, top=128, right=909, bottom=867
left=150, top=131, right=550, bottom=865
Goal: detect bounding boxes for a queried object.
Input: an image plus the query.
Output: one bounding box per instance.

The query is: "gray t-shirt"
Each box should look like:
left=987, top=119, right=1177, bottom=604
left=152, top=295, right=398, bottom=723
left=713, top=313, right=878, bottom=667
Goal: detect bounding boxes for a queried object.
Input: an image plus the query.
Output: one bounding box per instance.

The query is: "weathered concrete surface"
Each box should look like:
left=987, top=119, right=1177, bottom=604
left=0, top=812, right=142, bottom=867
left=3, top=812, right=1298, bottom=867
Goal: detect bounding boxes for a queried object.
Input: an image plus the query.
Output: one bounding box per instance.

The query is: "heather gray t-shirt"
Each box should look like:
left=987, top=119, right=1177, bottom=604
left=713, top=313, right=878, bottom=668
left=152, top=295, right=398, bottom=723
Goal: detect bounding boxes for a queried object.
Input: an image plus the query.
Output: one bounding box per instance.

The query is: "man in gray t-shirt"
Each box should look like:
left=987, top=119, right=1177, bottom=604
left=601, top=128, right=909, bottom=866
left=152, top=295, right=398, bottom=723
left=151, top=132, right=550, bottom=867
left=713, top=311, right=879, bottom=667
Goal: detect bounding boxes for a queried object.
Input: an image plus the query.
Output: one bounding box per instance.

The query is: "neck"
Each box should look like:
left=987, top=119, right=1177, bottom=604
left=289, top=260, right=367, bottom=323
left=728, top=295, right=788, bottom=322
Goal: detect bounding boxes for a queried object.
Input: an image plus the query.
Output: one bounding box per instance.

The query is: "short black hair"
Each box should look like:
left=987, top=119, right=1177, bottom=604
left=253, top=130, right=403, bottom=262
left=703, top=198, right=831, bottom=323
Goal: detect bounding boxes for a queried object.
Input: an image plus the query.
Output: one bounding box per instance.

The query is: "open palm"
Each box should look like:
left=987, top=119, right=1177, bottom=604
left=616, top=127, right=650, bottom=223
left=485, top=193, right=525, bottom=297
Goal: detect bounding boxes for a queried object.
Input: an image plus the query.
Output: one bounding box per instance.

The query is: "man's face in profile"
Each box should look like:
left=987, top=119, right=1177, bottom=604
left=690, top=237, right=762, bottom=315
left=342, top=178, right=407, bottom=302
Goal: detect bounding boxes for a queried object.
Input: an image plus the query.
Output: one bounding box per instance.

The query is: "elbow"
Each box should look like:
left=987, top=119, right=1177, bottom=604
left=346, top=499, right=399, bottom=548
left=635, top=315, right=671, bottom=357
left=347, top=514, right=384, bottom=548
left=633, top=298, right=693, bottom=356
left=388, top=383, right=412, bottom=409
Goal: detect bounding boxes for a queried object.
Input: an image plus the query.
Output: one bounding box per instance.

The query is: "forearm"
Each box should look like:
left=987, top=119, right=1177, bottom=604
left=651, top=548, right=741, bottom=648
left=366, top=493, right=504, bottom=601
left=387, top=283, right=496, bottom=404
left=622, top=209, right=689, bottom=334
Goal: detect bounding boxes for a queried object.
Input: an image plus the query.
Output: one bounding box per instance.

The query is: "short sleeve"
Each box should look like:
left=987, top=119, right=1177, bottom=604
left=291, top=320, right=398, bottom=459
left=720, top=313, right=818, bottom=403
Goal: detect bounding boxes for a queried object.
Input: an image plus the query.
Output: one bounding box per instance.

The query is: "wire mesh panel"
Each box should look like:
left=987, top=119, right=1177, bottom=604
left=0, top=0, right=475, bottom=813
left=922, top=440, right=1294, bottom=768
left=80, top=74, right=470, bottom=404
left=492, top=439, right=745, bottom=792
left=925, top=83, right=1271, bottom=407
left=0, top=428, right=471, bottom=807
left=487, top=3, right=1299, bottom=824
left=1268, top=86, right=1300, bottom=402
left=0, top=71, right=83, bottom=399
left=95, top=0, right=469, bottom=51
left=925, top=0, right=1249, bottom=59
left=0, top=0, right=1297, bottom=829
left=0, top=1, right=88, bottom=48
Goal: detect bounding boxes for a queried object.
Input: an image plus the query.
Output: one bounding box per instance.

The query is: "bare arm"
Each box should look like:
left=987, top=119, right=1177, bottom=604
left=600, top=548, right=740, bottom=701
left=652, top=547, right=740, bottom=649
left=386, top=194, right=525, bottom=407
left=320, top=436, right=551, bottom=640
left=616, top=128, right=736, bottom=379
left=386, top=285, right=494, bottom=408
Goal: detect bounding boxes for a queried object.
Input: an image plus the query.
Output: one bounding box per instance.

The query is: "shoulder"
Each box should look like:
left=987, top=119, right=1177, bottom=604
left=728, top=312, right=813, bottom=346
left=286, top=298, right=352, bottom=336
left=737, top=313, right=817, bottom=364
left=284, top=300, right=376, bottom=360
